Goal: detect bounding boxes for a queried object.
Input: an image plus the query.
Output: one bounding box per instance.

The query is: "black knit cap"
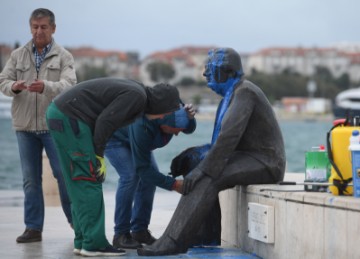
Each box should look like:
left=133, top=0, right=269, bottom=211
left=145, top=83, right=180, bottom=115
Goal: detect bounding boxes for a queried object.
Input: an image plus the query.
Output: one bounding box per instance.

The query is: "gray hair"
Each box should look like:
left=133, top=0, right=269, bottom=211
left=29, top=8, right=55, bottom=26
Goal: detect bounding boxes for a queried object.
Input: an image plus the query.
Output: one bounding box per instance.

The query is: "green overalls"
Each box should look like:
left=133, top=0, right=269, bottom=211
left=46, top=102, right=110, bottom=250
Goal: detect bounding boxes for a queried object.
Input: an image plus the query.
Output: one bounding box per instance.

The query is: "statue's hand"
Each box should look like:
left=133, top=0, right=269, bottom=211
left=182, top=168, right=204, bottom=195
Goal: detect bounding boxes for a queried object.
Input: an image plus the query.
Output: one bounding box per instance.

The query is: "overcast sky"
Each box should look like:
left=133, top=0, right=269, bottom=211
left=0, top=0, right=359, bottom=58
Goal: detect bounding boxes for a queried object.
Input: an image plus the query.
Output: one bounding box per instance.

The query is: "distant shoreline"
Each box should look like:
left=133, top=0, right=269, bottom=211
left=195, top=112, right=335, bottom=122
left=276, top=112, right=334, bottom=122
left=1, top=111, right=335, bottom=122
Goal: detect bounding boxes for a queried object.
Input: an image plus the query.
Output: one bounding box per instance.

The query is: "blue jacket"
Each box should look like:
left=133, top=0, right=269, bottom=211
left=110, top=115, right=196, bottom=190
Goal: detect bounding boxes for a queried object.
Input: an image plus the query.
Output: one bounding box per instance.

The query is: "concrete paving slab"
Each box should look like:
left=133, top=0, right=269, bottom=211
left=0, top=190, right=260, bottom=259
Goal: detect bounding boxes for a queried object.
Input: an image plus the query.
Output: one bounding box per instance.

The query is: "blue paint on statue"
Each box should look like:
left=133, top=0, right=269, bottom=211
left=204, top=48, right=242, bottom=144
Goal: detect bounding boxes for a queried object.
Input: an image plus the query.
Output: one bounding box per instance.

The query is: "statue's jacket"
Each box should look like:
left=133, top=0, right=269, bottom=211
left=197, top=80, right=286, bottom=181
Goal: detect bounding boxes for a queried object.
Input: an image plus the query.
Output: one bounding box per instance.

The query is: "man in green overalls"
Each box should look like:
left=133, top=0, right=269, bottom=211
left=46, top=77, right=180, bottom=257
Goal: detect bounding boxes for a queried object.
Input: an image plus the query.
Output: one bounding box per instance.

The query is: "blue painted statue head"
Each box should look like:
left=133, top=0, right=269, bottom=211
left=203, top=48, right=243, bottom=96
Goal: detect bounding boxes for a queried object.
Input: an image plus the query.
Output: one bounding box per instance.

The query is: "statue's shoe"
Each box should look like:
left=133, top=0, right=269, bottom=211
left=137, top=236, right=187, bottom=256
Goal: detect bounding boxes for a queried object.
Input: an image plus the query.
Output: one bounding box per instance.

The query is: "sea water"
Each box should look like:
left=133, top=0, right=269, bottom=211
left=0, top=118, right=332, bottom=190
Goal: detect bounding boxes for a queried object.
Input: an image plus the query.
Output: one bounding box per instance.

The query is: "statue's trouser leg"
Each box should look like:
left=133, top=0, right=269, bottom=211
left=166, top=155, right=279, bottom=250
left=165, top=176, right=217, bottom=250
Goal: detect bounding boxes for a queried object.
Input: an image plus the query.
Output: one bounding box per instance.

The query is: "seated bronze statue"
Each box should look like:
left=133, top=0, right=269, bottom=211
left=138, top=47, right=286, bottom=256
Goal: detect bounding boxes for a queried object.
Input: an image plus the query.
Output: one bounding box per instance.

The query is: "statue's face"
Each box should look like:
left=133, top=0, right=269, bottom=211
left=203, top=49, right=229, bottom=85
left=203, top=48, right=239, bottom=96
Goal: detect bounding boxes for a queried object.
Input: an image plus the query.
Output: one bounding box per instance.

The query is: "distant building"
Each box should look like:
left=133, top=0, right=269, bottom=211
left=139, top=46, right=360, bottom=87
left=332, top=42, right=360, bottom=53
left=139, top=46, right=251, bottom=86
left=281, top=97, right=331, bottom=114
left=1, top=42, right=360, bottom=87
left=139, top=46, right=214, bottom=85
left=68, top=47, right=140, bottom=80
left=281, top=97, right=308, bottom=113
left=246, top=47, right=360, bottom=83
left=347, top=53, right=360, bottom=82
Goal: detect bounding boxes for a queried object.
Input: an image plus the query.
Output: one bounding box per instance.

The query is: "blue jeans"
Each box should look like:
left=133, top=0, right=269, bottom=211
left=16, top=131, right=72, bottom=231
left=105, top=140, right=156, bottom=235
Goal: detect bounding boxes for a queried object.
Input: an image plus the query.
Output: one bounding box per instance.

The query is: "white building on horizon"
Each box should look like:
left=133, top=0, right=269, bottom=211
left=246, top=47, right=360, bottom=83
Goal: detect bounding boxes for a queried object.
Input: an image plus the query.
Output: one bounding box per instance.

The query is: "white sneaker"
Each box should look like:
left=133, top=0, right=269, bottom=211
left=73, top=248, right=81, bottom=255
left=80, top=245, right=126, bottom=257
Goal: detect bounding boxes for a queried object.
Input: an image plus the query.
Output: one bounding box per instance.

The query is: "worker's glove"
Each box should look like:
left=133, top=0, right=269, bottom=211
left=95, top=155, right=106, bottom=183
left=182, top=168, right=204, bottom=195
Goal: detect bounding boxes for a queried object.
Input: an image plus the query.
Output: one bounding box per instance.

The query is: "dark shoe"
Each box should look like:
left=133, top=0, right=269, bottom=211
left=80, top=245, right=126, bottom=257
left=132, top=229, right=157, bottom=245
left=16, top=228, right=42, bottom=243
left=137, top=235, right=187, bottom=256
left=113, top=233, right=142, bottom=249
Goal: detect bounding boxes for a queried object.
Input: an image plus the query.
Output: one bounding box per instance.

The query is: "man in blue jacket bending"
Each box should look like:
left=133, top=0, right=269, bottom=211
left=105, top=104, right=196, bottom=249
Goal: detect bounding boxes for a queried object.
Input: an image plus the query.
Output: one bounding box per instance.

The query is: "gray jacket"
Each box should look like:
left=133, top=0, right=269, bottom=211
left=0, top=40, right=77, bottom=131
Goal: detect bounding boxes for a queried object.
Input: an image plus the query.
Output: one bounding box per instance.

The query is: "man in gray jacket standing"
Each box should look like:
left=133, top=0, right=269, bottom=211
left=0, top=8, right=76, bottom=243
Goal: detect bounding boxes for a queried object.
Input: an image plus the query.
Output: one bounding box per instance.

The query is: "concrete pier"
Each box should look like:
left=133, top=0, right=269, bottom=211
left=220, top=173, right=360, bottom=259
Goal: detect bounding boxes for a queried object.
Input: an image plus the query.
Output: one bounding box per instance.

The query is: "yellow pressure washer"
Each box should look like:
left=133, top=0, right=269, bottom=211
left=326, top=115, right=360, bottom=195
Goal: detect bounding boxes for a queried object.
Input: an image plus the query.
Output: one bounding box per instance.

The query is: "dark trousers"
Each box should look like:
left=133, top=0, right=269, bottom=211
left=162, top=154, right=282, bottom=250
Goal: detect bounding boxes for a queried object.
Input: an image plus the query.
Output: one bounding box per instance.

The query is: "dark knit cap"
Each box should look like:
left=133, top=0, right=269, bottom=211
left=145, top=83, right=180, bottom=115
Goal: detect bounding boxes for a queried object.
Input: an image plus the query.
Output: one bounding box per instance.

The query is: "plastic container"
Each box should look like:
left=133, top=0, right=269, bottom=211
left=350, top=130, right=360, bottom=197
left=349, top=130, right=360, bottom=150
left=305, top=145, right=330, bottom=192
left=328, top=125, right=358, bottom=195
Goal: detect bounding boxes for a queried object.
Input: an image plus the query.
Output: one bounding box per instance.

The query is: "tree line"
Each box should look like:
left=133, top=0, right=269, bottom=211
left=247, top=66, right=353, bottom=103
left=148, top=62, right=356, bottom=103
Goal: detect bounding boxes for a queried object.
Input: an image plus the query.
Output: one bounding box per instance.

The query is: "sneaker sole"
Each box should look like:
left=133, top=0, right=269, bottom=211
left=80, top=249, right=126, bottom=257
left=131, top=232, right=157, bottom=245
left=113, top=244, right=142, bottom=249
left=73, top=248, right=81, bottom=255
